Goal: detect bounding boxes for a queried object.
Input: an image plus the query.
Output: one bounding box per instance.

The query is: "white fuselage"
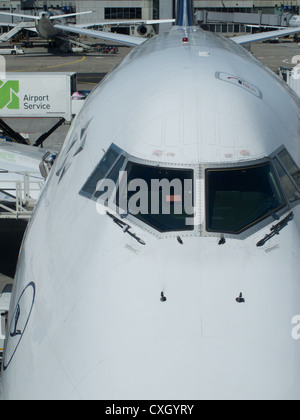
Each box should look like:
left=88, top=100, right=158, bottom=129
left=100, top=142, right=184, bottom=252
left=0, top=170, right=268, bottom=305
left=35, top=14, right=62, bottom=39
left=1, top=26, right=300, bottom=400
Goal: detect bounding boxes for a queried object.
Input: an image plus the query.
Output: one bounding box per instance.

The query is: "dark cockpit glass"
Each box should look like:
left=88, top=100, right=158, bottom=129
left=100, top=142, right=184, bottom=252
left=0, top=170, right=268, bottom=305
left=80, top=144, right=124, bottom=199
left=80, top=144, right=291, bottom=237
left=116, top=162, right=195, bottom=232
left=278, top=149, right=300, bottom=189
left=273, top=157, right=300, bottom=203
left=206, top=162, right=285, bottom=234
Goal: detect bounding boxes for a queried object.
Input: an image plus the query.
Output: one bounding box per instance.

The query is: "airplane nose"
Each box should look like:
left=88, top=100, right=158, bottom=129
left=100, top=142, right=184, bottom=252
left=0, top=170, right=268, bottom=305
left=76, top=336, right=298, bottom=400
left=46, top=234, right=299, bottom=400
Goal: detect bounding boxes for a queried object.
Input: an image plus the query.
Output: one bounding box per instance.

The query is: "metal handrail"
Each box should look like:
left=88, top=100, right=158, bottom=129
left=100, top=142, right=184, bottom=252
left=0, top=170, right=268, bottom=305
left=0, top=171, right=44, bottom=219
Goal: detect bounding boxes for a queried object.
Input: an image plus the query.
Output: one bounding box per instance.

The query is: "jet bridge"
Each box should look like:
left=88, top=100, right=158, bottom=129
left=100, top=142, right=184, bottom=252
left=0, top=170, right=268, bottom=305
left=196, top=10, right=291, bottom=32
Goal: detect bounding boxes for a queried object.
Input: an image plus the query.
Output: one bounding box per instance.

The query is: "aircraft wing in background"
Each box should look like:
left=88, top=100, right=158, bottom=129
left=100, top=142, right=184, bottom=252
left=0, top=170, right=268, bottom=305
left=53, top=19, right=175, bottom=46
left=57, top=20, right=300, bottom=47
left=75, top=19, right=176, bottom=28
left=0, top=10, right=93, bottom=21
left=0, top=11, right=39, bottom=20
left=231, top=26, right=300, bottom=45
left=53, top=23, right=147, bottom=46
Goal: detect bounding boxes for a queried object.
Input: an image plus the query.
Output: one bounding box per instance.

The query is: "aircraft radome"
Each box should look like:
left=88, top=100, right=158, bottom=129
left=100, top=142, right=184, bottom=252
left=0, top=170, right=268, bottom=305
left=1, top=0, right=300, bottom=400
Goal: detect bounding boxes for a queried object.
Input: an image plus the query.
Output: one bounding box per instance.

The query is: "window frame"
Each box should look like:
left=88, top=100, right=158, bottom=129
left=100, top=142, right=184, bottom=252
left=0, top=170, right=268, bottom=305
left=79, top=144, right=295, bottom=240
left=114, top=159, right=197, bottom=234
left=113, top=153, right=199, bottom=238
left=104, top=7, right=142, bottom=20
left=202, top=157, right=289, bottom=239
left=79, top=143, right=127, bottom=201
left=271, top=146, right=300, bottom=202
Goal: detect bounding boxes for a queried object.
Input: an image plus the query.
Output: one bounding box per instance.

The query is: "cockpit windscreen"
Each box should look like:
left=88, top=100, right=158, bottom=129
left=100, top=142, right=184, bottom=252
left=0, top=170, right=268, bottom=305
left=206, top=163, right=285, bottom=234
left=116, top=162, right=195, bottom=232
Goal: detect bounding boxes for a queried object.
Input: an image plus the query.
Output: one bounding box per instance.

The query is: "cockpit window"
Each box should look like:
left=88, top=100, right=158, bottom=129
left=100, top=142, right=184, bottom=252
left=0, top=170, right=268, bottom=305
left=80, top=143, right=293, bottom=238
left=277, top=149, right=300, bottom=190
left=206, top=162, right=285, bottom=234
left=116, top=162, right=194, bottom=232
left=80, top=144, right=124, bottom=200
left=273, top=157, right=300, bottom=202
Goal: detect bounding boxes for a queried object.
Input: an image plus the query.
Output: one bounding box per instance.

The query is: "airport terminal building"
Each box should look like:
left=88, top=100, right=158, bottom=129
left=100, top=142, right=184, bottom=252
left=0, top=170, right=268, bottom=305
left=2, top=1, right=300, bottom=15
left=1, top=1, right=300, bottom=34
left=3, top=1, right=298, bottom=13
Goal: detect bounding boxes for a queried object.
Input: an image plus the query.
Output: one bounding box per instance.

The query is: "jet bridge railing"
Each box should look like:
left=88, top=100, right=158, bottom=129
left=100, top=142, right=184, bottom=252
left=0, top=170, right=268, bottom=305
left=0, top=171, right=44, bottom=220
left=0, top=21, right=35, bottom=43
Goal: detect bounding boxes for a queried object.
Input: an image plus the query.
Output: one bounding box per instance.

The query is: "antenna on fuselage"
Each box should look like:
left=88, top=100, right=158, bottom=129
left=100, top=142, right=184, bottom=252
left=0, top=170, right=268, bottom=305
left=176, top=0, right=195, bottom=27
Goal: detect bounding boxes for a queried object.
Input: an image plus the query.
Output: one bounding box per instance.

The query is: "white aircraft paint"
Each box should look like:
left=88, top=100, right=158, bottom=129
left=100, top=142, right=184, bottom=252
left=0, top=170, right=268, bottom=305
left=1, top=1, right=300, bottom=400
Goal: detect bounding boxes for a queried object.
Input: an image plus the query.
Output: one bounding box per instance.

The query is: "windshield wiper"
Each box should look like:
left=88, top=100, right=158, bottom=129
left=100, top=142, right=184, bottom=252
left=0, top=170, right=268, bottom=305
left=106, top=211, right=146, bottom=245
left=256, top=211, right=294, bottom=247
